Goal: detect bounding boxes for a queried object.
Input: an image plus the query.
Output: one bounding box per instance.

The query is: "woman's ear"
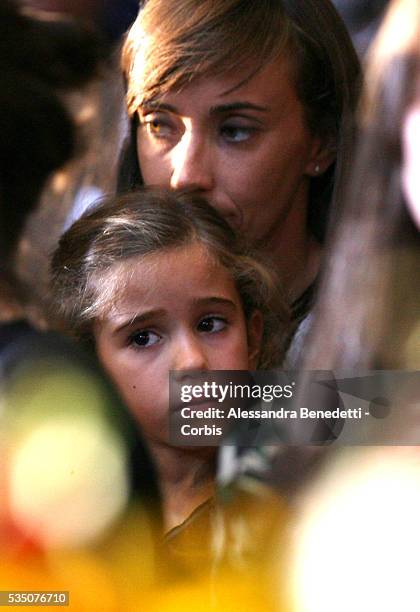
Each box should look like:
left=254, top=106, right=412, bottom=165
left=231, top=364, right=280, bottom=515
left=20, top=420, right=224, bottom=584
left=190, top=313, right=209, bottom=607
left=247, top=310, right=264, bottom=369
left=304, top=135, right=336, bottom=177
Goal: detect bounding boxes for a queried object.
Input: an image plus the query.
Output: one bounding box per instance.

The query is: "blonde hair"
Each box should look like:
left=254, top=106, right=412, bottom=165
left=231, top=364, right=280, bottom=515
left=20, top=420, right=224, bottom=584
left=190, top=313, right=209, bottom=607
left=51, top=189, right=290, bottom=368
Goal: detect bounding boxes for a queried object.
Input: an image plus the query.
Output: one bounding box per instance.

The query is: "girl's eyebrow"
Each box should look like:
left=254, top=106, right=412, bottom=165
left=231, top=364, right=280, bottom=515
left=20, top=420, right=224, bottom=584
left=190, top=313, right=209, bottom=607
left=113, top=309, right=166, bottom=334
left=192, top=297, right=237, bottom=309
left=111, top=298, right=237, bottom=335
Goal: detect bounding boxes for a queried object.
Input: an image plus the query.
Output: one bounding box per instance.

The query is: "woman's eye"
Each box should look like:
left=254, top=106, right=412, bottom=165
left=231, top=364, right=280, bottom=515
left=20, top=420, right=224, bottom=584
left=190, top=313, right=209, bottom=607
left=197, top=317, right=227, bottom=334
left=130, top=330, right=161, bottom=348
left=142, top=114, right=174, bottom=139
left=220, top=124, right=254, bottom=143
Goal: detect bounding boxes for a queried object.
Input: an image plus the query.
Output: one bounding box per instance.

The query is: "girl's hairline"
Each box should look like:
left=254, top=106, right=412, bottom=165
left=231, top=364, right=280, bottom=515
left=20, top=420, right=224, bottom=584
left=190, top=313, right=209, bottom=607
left=74, top=238, right=261, bottom=326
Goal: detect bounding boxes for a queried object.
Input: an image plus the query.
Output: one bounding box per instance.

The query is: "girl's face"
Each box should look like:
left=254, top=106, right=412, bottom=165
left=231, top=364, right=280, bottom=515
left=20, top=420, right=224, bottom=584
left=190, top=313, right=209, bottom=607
left=93, top=243, right=262, bottom=445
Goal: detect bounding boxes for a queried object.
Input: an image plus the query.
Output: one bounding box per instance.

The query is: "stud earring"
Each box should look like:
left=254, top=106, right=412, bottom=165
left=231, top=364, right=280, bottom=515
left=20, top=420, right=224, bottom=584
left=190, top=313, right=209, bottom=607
left=314, top=164, right=321, bottom=174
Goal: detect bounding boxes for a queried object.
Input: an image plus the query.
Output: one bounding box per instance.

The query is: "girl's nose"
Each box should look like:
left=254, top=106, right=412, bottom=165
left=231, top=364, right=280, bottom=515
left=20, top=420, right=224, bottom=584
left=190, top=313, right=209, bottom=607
left=169, top=131, right=213, bottom=193
left=172, top=333, right=209, bottom=373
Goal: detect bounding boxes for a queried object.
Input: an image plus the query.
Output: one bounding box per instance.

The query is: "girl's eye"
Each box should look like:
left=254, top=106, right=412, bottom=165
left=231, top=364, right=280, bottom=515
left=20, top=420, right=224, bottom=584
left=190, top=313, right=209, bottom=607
left=129, top=330, right=161, bottom=348
left=197, top=316, right=227, bottom=334
left=220, top=123, right=255, bottom=143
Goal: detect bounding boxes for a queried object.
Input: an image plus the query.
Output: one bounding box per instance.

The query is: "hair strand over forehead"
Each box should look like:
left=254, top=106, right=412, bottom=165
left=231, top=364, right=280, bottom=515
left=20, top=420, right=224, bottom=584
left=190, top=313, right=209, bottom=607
left=122, top=0, right=291, bottom=114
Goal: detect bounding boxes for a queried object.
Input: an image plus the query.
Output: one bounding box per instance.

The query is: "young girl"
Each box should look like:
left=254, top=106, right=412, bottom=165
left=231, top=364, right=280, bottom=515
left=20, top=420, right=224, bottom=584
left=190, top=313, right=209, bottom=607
left=50, top=189, right=289, bottom=533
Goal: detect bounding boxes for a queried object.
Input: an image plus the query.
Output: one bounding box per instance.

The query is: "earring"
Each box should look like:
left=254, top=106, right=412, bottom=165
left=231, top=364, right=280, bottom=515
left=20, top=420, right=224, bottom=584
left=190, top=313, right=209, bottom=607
left=314, top=164, right=321, bottom=174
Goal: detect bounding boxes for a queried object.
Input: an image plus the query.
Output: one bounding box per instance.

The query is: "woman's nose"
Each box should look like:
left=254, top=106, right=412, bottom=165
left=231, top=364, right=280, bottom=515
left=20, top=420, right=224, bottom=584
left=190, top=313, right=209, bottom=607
left=169, top=131, right=213, bottom=193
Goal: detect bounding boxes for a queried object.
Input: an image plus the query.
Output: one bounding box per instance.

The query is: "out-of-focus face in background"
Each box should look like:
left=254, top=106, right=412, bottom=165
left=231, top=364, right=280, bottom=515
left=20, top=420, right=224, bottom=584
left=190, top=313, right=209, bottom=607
left=402, top=102, right=420, bottom=229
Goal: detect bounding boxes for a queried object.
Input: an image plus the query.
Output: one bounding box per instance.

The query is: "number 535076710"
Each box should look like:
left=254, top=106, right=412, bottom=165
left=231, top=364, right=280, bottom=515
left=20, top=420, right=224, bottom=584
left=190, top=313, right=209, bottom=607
left=0, top=591, right=68, bottom=606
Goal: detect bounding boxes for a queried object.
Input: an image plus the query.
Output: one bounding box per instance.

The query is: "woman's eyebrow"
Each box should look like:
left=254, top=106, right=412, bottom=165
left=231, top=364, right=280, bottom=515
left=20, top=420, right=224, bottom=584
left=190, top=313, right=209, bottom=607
left=140, top=101, right=269, bottom=116
left=139, top=101, right=177, bottom=113
left=209, top=102, right=269, bottom=115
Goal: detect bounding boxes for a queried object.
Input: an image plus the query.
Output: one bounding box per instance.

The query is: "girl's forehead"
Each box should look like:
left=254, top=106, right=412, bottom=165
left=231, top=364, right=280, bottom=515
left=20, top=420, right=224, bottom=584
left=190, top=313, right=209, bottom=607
left=104, top=242, right=237, bottom=307
left=116, top=242, right=216, bottom=276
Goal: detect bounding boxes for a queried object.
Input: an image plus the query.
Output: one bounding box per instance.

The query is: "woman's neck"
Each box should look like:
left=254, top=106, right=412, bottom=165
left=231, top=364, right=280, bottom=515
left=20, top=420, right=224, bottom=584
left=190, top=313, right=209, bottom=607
left=148, top=441, right=216, bottom=532
left=259, top=186, right=322, bottom=303
left=267, top=230, right=322, bottom=304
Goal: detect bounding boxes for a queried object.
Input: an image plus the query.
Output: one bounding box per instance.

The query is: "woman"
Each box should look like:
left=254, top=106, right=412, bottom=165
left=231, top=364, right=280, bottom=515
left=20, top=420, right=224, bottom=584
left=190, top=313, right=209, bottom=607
left=118, top=0, right=361, bottom=366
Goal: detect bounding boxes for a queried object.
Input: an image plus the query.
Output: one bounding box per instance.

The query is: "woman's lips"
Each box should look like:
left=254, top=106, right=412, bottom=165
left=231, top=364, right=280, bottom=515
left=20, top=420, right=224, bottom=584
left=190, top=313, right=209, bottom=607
left=204, top=197, right=244, bottom=231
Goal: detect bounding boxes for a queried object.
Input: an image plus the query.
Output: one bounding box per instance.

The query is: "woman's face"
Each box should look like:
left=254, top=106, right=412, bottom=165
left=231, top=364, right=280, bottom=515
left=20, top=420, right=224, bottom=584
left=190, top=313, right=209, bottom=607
left=402, top=101, right=420, bottom=229
left=136, top=57, right=332, bottom=247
